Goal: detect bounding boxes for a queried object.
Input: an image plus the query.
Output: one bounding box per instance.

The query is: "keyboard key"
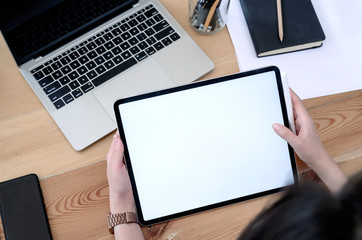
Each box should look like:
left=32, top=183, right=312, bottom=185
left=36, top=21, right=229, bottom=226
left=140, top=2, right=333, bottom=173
left=136, top=33, right=147, bottom=41
left=95, top=37, right=105, bottom=46
left=138, top=41, right=148, bottom=50
left=63, top=94, right=74, bottom=104
left=136, top=14, right=146, bottom=23
left=38, top=76, right=54, bottom=87
left=112, top=36, right=123, bottom=45
left=145, top=18, right=156, bottom=27
left=61, top=65, right=72, bottom=75
left=44, top=60, right=53, bottom=66
left=121, top=32, right=131, bottom=41
left=72, top=88, right=83, bottom=98
left=81, top=82, right=95, bottom=93
left=70, top=60, right=81, bottom=69
left=69, top=80, right=80, bottom=90
left=120, top=42, right=131, bottom=50
left=103, top=52, right=114, bottom=60
left=105, top=42, right=115, bottom=50
left=161, top=37, right=172, bottom=46
left=69, top=51, right=80, bottom=60
left=48, top=85, right=71, bottom=102
left=155, top=26, right=175, bottom=40
left=153, top=20, right=169, bottom=32
left=128, top=19, right=138, bottom=27
left=59, top=76, right=71, bottom=85
left=129, top=37, right=139, bottom=46
left=31, top=65, right=44, bottom=74
left=79, top=55, right=89, bottom=64
left=86, top=42, right=97, bottom=51
left=86, top=61, right=97, bottom=70
left=53, top=99, right=65, bottom=109
left=96, top=65, right=107, bottom=75
left=78, top=76, right=89, bottom=85
left=112, top=28, right=122, bottom=36
left=44, top=81, right=61, bottom=95
left=52, top=70, right=63, bottom=80
left=146, top=36, right=156, bottom=45
left=92, top=57, right=137, bottom=87
left=51, top=61, right=62, bottom=70
left=129, top=27, right=140, bottom=35
left=111, top=46, right=122, bottom=55
left=121, top=50, right=131, bottom=59
left=145, top=46, right=156, bottom=55
left=112, top=55, right=123, bottom=64
left=95, top=56, right=105, bottom=65
left=60, top=56, right=71, bottom=65
left=153, top=42, right=164, bottom=51
left=153, top=14, right=164, bottom=22
left=137, top=23, right=148, bottom=31
left=78, top=47, right=88, bottom=55
left=77, top=66, right=88, bottom=75
left=87, top=70, right=97, bottom=80
left=145, top=28, right=155, bottom=37
left=130, top=46, right=140, bottom=54
left=120, top=23, right=130, bottom=32
left=43, top=66, right=54, bottom=75
left=33, top=71, right=45, bottom=80
left=87, top=50, right=97, bottom=59
left=170, top=32, right=180, bottom=41
left=104, top=33, right=114, bottom=41
left=135, top=51, right=147, bottom=62
left=96, top=46, right=106, bottom=55
left=68, top=71, right=79, bottom=80
left=105, top=60, right=115, bottom=69
left=144, top=7, right=158, bottom=18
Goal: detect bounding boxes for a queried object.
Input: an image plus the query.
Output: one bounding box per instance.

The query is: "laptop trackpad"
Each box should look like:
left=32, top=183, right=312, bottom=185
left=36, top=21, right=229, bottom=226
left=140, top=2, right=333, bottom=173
left=93, top=59, right=176, bottom=122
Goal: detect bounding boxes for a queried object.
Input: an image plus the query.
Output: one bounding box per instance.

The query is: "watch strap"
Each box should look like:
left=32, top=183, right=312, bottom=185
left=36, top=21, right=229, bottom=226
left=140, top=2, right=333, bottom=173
left=107, top=212, right=138, bottom=234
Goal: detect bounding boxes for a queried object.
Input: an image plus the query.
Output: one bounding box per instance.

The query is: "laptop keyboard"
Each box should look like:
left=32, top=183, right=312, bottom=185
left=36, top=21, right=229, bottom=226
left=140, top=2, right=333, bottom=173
left=31, top=4, right=180, bottom=110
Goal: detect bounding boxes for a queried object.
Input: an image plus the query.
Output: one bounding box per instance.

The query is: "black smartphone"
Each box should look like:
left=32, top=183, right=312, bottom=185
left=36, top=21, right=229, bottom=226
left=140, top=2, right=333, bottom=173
left=0, top=174, right=53, bottom=240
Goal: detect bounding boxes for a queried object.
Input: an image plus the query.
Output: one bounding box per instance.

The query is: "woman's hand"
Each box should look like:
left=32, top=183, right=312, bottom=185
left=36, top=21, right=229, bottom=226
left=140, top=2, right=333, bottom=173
left=106, top=131, right=135, bottom=213
left=272, top=89, right=347, bottom=192
left=106, top=132, right=144, bottom=239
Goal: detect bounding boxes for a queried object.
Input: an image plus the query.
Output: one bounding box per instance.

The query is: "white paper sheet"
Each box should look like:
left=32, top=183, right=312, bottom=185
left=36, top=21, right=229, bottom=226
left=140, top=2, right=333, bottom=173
left=227, top=0, right=362, bottom=99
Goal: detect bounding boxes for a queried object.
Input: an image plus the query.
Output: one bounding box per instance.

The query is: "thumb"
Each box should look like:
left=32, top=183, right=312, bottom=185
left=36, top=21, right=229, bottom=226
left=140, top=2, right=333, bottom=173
left=272, top=123, right=298, bottom=147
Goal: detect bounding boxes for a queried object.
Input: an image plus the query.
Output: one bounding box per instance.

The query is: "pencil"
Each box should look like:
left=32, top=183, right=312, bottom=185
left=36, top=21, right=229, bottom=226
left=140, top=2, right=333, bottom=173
left=277, top=0, right=283, bottom=42
left=203, top=0, right=221, bottom=31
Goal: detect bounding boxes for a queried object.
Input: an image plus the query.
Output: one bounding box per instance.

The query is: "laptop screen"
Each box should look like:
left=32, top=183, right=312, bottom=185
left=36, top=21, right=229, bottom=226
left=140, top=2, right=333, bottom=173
left=0, top=0, right=137, bottom=65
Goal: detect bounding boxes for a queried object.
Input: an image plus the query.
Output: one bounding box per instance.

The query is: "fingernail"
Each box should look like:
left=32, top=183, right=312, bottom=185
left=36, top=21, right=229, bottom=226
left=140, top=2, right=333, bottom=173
left=272, top=123, right=280, bottom=131
left=113, top=134, right=118, bottom=142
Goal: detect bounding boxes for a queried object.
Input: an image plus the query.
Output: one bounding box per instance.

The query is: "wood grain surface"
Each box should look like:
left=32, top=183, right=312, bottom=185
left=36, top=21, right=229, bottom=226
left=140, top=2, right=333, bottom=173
left=0, top=0, right=361, bottom=239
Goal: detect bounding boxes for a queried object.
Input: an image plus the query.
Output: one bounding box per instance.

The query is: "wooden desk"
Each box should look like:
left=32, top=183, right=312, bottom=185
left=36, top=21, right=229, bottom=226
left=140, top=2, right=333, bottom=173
left=1, top=1, right=361, bottom=239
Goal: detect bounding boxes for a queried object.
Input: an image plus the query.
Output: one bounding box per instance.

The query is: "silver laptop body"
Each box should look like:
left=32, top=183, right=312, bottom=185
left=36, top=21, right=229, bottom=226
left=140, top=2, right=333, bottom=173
left=1, top=0, right=214, bottom=150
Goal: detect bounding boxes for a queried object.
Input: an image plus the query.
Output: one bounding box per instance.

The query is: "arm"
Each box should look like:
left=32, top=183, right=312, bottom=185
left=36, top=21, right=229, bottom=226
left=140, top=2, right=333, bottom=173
left=106, top=132, right=144, bottom=240
left=272, top=89, right=347, bottom=192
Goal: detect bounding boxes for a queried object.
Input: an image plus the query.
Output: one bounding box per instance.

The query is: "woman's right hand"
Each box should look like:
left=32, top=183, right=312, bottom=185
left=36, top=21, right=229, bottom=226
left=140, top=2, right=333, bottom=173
left=272, top=89, right=347, bottom=192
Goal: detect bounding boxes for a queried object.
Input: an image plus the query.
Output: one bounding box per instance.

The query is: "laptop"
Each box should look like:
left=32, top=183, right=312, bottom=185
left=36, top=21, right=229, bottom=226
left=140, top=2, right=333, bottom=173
left=0, top=0, right=214, bottom=150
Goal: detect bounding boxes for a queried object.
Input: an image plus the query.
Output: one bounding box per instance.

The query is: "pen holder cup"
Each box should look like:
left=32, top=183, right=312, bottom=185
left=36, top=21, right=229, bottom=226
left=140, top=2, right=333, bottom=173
left=189, top=0, right=230, bottom=34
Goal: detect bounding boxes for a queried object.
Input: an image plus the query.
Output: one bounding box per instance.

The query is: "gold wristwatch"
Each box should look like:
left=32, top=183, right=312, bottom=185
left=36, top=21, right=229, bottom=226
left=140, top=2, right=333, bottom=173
left=107, top=212, right=138, bottom=234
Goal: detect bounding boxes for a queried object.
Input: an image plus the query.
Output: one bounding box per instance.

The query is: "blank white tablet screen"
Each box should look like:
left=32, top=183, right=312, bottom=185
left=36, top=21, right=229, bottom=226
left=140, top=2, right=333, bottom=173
left=118, top=71, right=295, bottom=221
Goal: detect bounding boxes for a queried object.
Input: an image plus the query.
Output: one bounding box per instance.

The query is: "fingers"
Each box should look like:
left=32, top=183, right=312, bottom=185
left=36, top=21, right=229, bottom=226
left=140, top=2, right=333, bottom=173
left=272, top=123, right=298, bottom=148
left=107, top=131, right=124, bottom=167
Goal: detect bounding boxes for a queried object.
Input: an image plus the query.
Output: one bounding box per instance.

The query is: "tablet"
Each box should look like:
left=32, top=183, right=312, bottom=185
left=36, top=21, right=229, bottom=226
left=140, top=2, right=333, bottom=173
left=114, top=66, right=298, bottom=225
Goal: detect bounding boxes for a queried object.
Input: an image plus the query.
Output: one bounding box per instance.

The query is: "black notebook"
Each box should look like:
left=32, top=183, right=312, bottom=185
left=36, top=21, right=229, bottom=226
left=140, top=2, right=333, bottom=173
left=239, top=0, right=326, bottom=57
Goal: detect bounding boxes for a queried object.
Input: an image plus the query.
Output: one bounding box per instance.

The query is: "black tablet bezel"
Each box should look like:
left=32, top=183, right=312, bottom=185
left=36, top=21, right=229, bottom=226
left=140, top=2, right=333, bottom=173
left=113, top=66, right=298, bottom=226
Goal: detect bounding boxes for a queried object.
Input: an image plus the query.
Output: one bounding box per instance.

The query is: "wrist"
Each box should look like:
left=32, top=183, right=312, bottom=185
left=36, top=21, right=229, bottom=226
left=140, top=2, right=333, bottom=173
left=110, top=196, right=136, bottom=213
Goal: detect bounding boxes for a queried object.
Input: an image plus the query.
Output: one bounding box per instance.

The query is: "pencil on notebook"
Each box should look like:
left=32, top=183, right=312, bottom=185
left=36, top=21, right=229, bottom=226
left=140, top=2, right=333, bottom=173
left=277, top=0, right=283, bottom=42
